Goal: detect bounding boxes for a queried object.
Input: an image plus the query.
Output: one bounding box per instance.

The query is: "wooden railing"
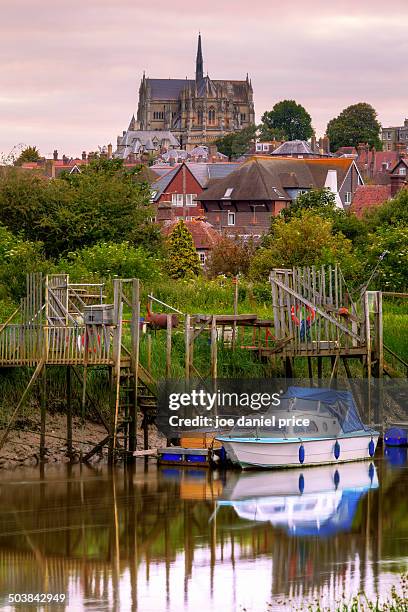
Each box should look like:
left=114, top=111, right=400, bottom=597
left=0, top=324, right=114, bottom=365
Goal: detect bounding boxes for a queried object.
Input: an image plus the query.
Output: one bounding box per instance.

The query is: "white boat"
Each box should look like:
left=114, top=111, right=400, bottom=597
left=216, top=387, right=379, bottom=469
left=218, top=462, right=378, bottom=536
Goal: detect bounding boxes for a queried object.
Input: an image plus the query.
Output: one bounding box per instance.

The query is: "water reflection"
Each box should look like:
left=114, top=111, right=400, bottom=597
left=0, top=456, right=406, bottom=611
left=218, top=463, right=378, bottom=537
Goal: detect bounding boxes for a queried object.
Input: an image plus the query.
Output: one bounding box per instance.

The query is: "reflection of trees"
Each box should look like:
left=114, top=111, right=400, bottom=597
left=0, top=460, right=406, bottom=609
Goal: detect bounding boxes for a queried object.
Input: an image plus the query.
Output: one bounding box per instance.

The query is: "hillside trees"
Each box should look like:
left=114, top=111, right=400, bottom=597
left=0, top=160, right=158, bottom=258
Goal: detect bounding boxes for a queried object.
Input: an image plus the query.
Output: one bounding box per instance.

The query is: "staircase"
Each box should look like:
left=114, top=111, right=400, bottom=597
left=83, top=363, right=158, bottom=463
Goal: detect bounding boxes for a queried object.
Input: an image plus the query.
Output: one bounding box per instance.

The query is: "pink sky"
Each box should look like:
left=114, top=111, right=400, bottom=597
left=1, top=0, right=408, bottom=158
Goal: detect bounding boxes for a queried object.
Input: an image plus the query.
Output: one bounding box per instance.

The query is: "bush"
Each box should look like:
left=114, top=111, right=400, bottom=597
left=249, top=211, right=359, bottom=281
left=206, top=235, right=256, bottom=278
left=59, top=241, right=161, bottom=283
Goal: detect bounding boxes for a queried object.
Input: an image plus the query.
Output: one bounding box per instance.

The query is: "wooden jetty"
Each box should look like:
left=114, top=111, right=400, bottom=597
left=0, top=273, right=155, bottom=463
left=0, top=266, right=406, bottom=463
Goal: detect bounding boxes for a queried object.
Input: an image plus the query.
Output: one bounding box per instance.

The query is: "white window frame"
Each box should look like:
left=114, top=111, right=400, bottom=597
left=198, top=252, right=206, bottom=264
left=256, top=143, right=263, bottom=152
left=398, top=167, right=407, bottom=176
left=171, top=193, right=183, bottom=207
left=227, top=211, right=236, bottom=226
left=222, top=187, right=234, bottom=199
left=262, top=143, right=269, bottom=151
left=186, top=193, right=197, bottom=206
left=344, top=192, right=352, bottom=204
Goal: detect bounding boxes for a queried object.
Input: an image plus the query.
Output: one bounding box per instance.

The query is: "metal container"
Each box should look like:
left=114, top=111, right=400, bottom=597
left=83, top=304, right=115, bottom=325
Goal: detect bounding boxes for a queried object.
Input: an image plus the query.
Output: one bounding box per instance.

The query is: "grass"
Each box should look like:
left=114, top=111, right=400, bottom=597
left=266, top=573, right=408, bottom=611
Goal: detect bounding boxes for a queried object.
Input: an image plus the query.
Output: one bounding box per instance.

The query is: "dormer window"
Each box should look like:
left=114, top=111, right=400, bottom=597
left=398, top=166, right=407, bottom=176
left=222, top=188, right=234, bottom=199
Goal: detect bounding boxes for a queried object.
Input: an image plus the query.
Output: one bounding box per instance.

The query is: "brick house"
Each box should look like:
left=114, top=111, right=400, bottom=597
left=389, top=158, right=408, bottom=197
left=350, top=185, right=392, bottom=217
left=197, top=156, right=363, bottom=238
left=151, top=161, right=240, bottom=222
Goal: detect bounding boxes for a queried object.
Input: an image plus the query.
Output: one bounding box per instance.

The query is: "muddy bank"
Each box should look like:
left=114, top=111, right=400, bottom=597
left=0, top=413, right=166, bottom=470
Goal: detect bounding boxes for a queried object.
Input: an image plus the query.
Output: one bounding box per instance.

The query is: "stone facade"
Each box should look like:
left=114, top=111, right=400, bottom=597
left=381, top=119, right=408, bottom=152
left=136, top=35, right=255, bottom=150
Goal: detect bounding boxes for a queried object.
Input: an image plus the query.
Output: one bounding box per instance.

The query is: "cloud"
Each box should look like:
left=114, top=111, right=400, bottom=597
left=1, top=0, right=408, bottom=155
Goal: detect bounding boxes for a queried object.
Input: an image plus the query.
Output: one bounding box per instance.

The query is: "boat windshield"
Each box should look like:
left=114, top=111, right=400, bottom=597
left=228, top=386, right=370, bottom=439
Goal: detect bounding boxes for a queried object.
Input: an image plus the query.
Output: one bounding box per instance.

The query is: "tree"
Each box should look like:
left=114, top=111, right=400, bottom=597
left=206, top=236, right=256, bottom=278
left=249, top=211, right=356, bottom=281
left=215, top=125, right=257, bottom=160
left=281, top=188, right=338, bottom=221
left=167, top=220, right=201, bottom=279
left=260, top=100, right=313, bottom=142
left=326, top=103, right=382, bottom=152
left=14, top=146, right=41, bottom=166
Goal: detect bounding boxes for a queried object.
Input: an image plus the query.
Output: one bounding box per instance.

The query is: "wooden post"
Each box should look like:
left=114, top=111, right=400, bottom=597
left=129, top=279, right=140, bottom=459
left=66, top=366, right=73, bottom=459
left=364, top=291, right=372, bottom=422
left=40, top=366, right=47, bottom=461
left=166, top=314, right=172, bottom=378
left=211, top=316, right=218, bottom=380
left=147, top=296, right=152, bottom=373
left=185, top=314, right=190, bottom=380
left=232, top=276, right=238, bottom=349
left=317, top=356, right=323, bottom=380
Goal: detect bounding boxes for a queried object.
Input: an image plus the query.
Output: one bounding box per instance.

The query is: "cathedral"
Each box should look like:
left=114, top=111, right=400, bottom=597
left=134, top=35, right=255, bottom=150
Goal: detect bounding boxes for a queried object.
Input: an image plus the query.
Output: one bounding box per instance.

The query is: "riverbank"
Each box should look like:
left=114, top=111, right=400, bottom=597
left=0, top=413, right=166, bottom=469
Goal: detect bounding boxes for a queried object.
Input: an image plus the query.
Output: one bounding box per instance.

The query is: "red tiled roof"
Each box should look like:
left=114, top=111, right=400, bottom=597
left=357, top=150, right=399, bottom=174
left=161, top=219, right=221, bottom=250
left=350, top=185, right=391, bottom=218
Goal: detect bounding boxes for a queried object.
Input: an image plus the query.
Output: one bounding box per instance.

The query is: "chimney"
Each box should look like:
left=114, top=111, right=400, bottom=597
left=82, top=151, right=87, bottom=160
left=324, top=169, right=342, bottom=208
left=396, top=143, right=406, bottom=160
left=62, top=154, right=68, bottom=164
left=311, top=135, right=317, bottom=153
left=390, top=173, right=406, bottom=197
left=356, top=143, right=367, bottom=158
left=53, top=149, right=58, bottom=161
left=322, top=135, right=330, bottom=155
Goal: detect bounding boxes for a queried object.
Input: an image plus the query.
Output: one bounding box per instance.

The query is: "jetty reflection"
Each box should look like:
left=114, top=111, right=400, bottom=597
left=0, top=458, right=406, bottom=611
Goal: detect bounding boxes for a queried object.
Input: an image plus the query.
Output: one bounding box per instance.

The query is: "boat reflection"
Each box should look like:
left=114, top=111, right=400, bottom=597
left=218, top=462, right=378, bottom=537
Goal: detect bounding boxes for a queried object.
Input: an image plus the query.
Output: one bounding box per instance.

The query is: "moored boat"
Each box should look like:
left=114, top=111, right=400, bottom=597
left=216, top=387, right=379, bottom=469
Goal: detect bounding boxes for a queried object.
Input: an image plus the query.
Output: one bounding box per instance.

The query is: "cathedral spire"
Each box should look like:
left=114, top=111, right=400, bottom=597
left=196, top=33, right=204, bottom=82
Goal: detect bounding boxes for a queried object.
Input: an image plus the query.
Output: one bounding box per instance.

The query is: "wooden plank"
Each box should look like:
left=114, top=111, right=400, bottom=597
left=210, top=316, right=218, bottom=379
left=185, top=314, right=190, bottom=380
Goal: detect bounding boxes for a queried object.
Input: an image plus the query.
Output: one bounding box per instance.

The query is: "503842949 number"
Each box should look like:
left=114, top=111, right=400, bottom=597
left=8, top=594, right=66, bottom=603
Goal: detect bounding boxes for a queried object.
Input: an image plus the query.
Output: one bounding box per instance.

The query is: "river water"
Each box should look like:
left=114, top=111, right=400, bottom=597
left=0, top=452, right=407, bottom=612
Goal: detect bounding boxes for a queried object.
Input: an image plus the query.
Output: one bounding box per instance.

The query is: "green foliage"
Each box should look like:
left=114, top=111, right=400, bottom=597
left=59, top=241, right=159, bottom=283
left=0, top=224, right=49, bottom=300
left=281, top=188, right=369, bottom=245
left=14, top=146, right=41, bottom=166
left=363, top=187, right=408, bottom=229
left=166, top=220, right=201, bottom=279
left=281, top=188, right=338, bottom=221
left=260, top=100, right=313, bottom=141
left=206, top=235, right=255, bottom=278
left=215, top=125, right=257, bottom=159
left=250, top=211, right=356, bottom=281
left=0, top=161, right=157, bottom=258
left=364, top=223, right=408, bottom=290
left=326, top=103, right=382, bottom=151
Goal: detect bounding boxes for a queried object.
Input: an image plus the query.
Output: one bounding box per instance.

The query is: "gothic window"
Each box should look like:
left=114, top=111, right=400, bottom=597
left=153, top=111, right=164, bottom=120
left=240, top=113, right=246, bottom=122
left=208, top=107, right=216, bottom=125
left=197, top=109, right=203, bottom=125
